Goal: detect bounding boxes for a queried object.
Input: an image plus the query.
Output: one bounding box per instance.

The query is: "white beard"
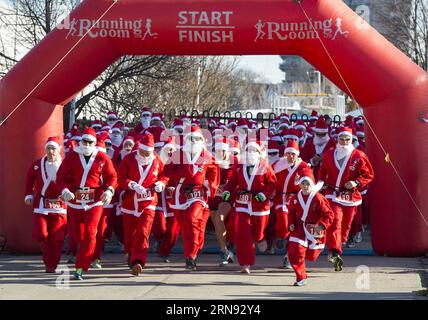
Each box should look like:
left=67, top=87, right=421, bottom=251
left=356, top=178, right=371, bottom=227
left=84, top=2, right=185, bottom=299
left=183, top=141, right=204, bottom=155
left=335, top=143, right=355, bottom=160
left=45, top=158, right=61, bottom=181
left=244, top=152, right=260, bottom=166
left=141, top=118, right=151, bottom=129
left=76, top=145, right=95, bottom=156
left=110, top=135, right=123, bottom=148
left=313, top=135, right=329, bottom=146
left=136, top=153, right=154, bottom=166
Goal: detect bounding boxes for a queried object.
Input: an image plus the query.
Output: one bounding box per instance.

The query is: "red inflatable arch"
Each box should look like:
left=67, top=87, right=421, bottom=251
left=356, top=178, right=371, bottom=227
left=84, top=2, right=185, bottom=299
left=0, top=0, right=427, bottom=255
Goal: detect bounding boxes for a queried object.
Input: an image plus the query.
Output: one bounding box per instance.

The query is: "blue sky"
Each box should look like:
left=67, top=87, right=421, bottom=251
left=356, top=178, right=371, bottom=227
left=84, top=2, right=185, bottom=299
left=235, top=55, right=285, bottom=84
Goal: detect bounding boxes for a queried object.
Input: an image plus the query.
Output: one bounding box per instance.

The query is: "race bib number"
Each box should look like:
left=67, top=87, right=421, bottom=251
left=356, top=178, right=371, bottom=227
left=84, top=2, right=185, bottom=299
left=236, top=193, right=252, bottom=204
left=136, top=189, right=154, bottom=201
left=44, top=199, right=63, bottom=209
left=75, top=189, right=95, bottom=203
left=335, top=191, right=354, bottom=203
left=306, top=224, right=324, bottom=238
left=185, top=188, right=205, bottom=201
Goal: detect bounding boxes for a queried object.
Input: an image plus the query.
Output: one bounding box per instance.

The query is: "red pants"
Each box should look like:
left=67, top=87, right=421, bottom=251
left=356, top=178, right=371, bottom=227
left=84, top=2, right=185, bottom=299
left=225, top=207, right=237, bottom=245
left=274, top=209, right=289, bottom=239
left=288, top=241, right=322, bottom=282
left=235, top=212, right=269, bottom=266
left=93, top=207, right=113, bottom=260
left=198, top=208, right=211, bottom=254
left=326, top=201, right=356, bottom=254
left=32, top=214, right=67, bottom=269
left=152, top=210, right=167, bottom=242
left=174, top=202, right=205, bottom=259
left=158, top=216, right=180, bottom=257
left=123, top=214, right=138, bottom=254
left=66, top=211, right=78, bottom=256
left=68, top=206, right=103, bottom=271
left=130, top=209, right=156, bottom=266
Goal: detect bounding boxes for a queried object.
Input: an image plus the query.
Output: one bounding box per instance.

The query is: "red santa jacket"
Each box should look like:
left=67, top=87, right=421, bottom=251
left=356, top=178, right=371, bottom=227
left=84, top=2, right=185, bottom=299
left=208, top=155, right=238, bottom=210
left=224, top=158, right=277, bottom=216
left=272, top=158, right=310, bottom=212
left=163, top=149, right=220, bottom=210
left=300, top=137, right=336, bottom=178
left=56, top=149, right=118, bottom=211
left=288, top=191, right=334, bottom=250
left=25, top=156, right=66, bottom=215
left=318, top=147, right=374, bottom=207
left=118, top=151, right=167, bottom=217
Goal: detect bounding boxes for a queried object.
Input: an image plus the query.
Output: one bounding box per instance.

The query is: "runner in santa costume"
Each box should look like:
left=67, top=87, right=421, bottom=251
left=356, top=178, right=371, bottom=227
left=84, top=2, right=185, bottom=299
left=300, top=117, right=336, bottom=178
left=210, top=136, right=238, bottom=266
left=117, top=133, right=168, bottom=276
left=164, top=126, right=220, bottom=271
left=222, top=140, right=277, bottom=274
left=272, top=139, right=311, bottom=269
left=287, top=167, right=334, bottom=286
left=318, top=127, right=374, bottom=271
left=155, top=137, right=181, bottom=263
left=25, top=136, right=67, bottom=273
left=56, top=127, right=117, bottom=280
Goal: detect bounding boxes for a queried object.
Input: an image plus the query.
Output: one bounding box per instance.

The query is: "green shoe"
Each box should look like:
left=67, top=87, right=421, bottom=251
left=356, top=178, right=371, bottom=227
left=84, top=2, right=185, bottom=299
left=333, top=256, right=344, bottom=272
left=91, top=259, right=102, bottom=269
left=73, top=268, right=84, bottom=280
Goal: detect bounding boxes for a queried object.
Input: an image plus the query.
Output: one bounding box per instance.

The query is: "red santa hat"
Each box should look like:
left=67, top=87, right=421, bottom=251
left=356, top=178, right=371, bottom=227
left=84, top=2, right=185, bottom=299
left=284, top=139, right=300, bottom=156
left=111, top=122, right=123, bottom=133
left=91, top=120, right=103, bottom=129
left=294, top=119, right=307, bottom=131
left=141, top=106, right=152, bottom=116
left=295, top=167, right=316, bottom=186
left=336, top=126, right=353, bottom=139
left=123, top=123, right=130, bottom=131
left=45, top=136, right=61, bottom=150
left=96, top=131, right=109, bottom=153
left=312, top=117, right=329, bottom=134
left=148, top=127, right=166, bottom=148
left=64, top=139, right=77, bottom=153
left=122, top=135, right=135, bottom=147
left=184, top=125, right=205, bottom=142
left=356, top=126, right=365, bottom=138
left=236, top=118, right=248, bottom=130
left=81, top=127, right=97, bottom=143
left=138, top=133, right=155, bottom=152
left=271, top=133, right=282, bottom=142
left=245, top=140, right=265, bottom=154
left=310, top=110, right=319, bottom=121
left=172, top=118, right=184, bottom=130
left=268, top=140, right=283, bottom=155
left=101, top=123, right=111, bottom=132
left=285, top=128, right=301, bottom=141
left=355, top=116, right=364, bottom=126
left=280, top=113, right=290, bottom=121
left=214, top=136, right=229, bottom=151
left=227, top=119, right=237, bottom=127
left=278, top=119, right=290, bottom=130
left=161, top=136, right=177, bottom=152
left=151, top=113, right=163, bottom=122
left=107, top=111, right=118, bottom=120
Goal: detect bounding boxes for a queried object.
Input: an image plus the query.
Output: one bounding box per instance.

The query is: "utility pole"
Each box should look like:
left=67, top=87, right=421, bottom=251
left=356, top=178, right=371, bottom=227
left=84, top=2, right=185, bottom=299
left=69, top=0, right=81, bottom=129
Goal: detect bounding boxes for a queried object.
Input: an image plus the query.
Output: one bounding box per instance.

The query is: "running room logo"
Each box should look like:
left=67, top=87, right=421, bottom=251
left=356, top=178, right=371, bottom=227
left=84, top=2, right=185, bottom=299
left=254, top=17, right=349, bottom=42
left=61, top=17, right=158, bottom=40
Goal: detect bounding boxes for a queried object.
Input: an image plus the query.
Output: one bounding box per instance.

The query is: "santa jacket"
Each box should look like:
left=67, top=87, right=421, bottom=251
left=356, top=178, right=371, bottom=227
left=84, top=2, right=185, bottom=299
left=318, top=148, right=374, bottom=206
left=224, top=158, right=277, bottom=216
left=208, top=155, right=238, bottom=210
left=56, top=149, right=118, bottom=211
left=300, top=137, right=336, bottom=177
left=288, top=191, right=334, bottom=250
left=272, top=158, right=310, bottom=212
left=25, top=156, right=66, bottom=215
left=163, top=149, right=220, bottom=210
left=118, top=151, right=167, bottom=217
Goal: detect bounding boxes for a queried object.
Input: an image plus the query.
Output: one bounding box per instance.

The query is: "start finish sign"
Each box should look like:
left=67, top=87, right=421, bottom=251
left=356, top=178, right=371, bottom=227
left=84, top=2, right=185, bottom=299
left=177, top=11, right=234, bottom=43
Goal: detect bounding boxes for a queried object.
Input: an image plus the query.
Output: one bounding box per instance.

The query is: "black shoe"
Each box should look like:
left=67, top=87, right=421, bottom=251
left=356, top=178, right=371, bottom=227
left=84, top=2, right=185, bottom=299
left=185, top=258, right=196, bottom=271
left=219, top=250, right=235, bottom=266
left=162, top=256, right=171, bottom=263
left=333, top=255, right=344, bottom=272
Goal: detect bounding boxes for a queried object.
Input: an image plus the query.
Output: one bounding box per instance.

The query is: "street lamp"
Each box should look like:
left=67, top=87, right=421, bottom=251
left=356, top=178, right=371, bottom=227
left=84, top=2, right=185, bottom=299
left=307, top=69, right=323, bottom=110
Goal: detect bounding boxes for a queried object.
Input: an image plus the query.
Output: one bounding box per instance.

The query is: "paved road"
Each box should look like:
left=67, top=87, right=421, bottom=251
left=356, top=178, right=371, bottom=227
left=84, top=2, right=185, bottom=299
left=0, top=253, right=426, bottom=300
